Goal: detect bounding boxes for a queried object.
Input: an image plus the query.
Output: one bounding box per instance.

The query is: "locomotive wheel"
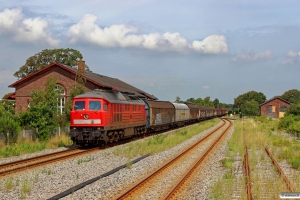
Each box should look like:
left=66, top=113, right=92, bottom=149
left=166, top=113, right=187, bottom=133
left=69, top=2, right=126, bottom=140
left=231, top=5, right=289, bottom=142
left=114, top=131, right=119, bottom=142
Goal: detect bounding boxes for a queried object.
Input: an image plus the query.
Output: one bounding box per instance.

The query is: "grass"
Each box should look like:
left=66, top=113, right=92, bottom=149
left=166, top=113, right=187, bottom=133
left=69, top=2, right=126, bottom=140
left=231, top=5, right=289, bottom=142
left=21, top=179, right=31, bottom=199
left=4, top=177, right=13, bottom=192
left=113, top=119, right=220, bottom=158
left=77, top=156, right=94, bottom=165
left=126, top=159, right=133, bottom=169
left=0, top=133, right=73, bottom=158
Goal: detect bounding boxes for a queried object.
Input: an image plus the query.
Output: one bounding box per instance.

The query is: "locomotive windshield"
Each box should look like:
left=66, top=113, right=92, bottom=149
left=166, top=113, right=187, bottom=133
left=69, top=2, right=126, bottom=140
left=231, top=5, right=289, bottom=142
left=74, top=101, right=85, bottom=110
left=89, top=101, right=101, bottom=110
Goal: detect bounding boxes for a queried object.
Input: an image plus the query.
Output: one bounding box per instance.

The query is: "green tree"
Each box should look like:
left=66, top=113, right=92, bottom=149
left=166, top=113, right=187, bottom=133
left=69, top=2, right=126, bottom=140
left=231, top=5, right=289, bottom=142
left=203, top=96, right=214, bottom=107
left=175, top=96, right=181, bottom=103
left=241, top=100, right=259, bottom=117
left=186, top=98, right=195, bottom=103
left=194, top=98, right=204, bottom=105
left=286, top=104, right=300, bottom=116
left=19, top=77, right=61, bottom=141
left=14, top=48, right=91, bottom=79
left=234, top=90, right=266, bottom=111
left=281, top=89, right=300, bottom=104
left=213, top=98, right=220, bottom=108
left=0, top=102, right=21, bottom=144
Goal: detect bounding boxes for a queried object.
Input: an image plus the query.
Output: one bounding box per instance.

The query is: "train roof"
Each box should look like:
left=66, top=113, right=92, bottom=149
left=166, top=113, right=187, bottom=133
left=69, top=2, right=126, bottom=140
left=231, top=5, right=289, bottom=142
left=74, top=89, right=145, bottom=104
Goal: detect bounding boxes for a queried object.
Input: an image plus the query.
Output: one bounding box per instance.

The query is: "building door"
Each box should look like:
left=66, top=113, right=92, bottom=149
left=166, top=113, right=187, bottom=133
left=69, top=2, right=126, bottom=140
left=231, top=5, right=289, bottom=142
left=267, top=105, right=275, bottom=118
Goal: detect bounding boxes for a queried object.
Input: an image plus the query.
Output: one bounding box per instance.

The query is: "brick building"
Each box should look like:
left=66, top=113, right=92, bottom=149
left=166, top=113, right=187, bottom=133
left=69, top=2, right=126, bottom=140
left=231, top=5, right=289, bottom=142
left=259, top=97, right=290, bottom=118
left=8, top=61, right=156, bottom=114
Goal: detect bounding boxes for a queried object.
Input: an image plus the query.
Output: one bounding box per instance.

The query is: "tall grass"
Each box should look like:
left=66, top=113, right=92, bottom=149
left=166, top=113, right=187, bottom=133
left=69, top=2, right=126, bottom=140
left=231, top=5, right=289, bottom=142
left=0, top=134, right=72, bottom=158
left=113, top=119, right=220, bottom=158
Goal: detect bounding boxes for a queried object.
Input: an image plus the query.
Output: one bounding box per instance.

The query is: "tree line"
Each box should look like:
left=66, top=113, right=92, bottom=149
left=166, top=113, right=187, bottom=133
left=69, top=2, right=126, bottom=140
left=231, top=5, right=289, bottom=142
left=175, top=96, right=232, bottom=110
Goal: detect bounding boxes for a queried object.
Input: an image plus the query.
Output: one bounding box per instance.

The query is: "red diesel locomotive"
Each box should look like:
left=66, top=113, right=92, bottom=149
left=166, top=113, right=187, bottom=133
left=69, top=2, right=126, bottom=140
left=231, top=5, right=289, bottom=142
left=69, top=89, right=227, bottom=145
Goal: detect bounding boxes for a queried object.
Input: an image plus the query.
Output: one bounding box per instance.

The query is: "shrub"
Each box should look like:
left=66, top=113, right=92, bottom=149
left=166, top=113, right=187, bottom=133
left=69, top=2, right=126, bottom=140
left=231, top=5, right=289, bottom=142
left=278, top=115, right=295, bottom=130
left=255, top=115, right=268, bottom=123
left=286, top=121, right=300, bottom=137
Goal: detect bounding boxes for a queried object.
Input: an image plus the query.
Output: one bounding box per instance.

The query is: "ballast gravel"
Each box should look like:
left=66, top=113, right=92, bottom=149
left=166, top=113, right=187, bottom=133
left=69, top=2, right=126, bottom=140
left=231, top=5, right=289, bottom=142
left=0, top=121, right=230, bottom=200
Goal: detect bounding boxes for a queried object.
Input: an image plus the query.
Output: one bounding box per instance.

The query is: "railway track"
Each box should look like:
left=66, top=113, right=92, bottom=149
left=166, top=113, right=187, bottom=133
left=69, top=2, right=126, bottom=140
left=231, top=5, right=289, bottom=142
left=0, top=119, right=215, bottom=178
left=0, top=147, right=100, bottom=177
left=244, top=147, right=297, bottom=200
left=114, top=119, right=233, bottom=200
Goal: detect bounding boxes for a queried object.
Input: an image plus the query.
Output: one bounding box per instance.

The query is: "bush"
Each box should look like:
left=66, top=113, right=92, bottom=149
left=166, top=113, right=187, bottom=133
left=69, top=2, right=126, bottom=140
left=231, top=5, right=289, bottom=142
left=255, top=115, right=268, bottom=123
left=286, top=121, right=300, bottom=137
left=278, top=115, right=295, bottom=130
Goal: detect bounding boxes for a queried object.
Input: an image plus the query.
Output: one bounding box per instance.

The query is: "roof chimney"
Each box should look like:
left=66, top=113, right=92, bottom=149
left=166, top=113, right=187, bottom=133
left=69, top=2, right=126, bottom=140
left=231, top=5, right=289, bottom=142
left=78, top=60, right=85, bottom=74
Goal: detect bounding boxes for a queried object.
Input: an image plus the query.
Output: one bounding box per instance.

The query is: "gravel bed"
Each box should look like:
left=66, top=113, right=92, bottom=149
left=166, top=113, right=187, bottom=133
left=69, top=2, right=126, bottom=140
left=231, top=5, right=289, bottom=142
left=0, top=121, right=224, bottom=200
left=174, top=123, right=234, bottom=200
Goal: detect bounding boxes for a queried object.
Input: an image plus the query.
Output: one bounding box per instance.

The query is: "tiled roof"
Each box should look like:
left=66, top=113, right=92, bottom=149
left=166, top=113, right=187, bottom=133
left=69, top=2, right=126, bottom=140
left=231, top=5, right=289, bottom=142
left=259, top=97, right=291, bottom=107
left=9, top=62, right=157, bottom=100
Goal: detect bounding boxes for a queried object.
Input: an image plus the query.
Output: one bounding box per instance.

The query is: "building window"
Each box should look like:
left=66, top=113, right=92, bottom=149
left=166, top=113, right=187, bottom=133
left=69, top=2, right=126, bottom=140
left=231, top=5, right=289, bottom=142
left=55, top=85, right=65, bottom=114
left=279, top=106, right=288, bottom=112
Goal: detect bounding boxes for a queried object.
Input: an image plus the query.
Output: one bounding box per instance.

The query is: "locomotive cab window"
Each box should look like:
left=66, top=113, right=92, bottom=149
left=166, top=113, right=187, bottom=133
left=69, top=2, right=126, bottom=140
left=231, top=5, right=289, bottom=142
left=74, top=101, right=85, bottom=110
left=89, top=101, right=101, bottom=110
left=104, top=104, right=108, bottom=111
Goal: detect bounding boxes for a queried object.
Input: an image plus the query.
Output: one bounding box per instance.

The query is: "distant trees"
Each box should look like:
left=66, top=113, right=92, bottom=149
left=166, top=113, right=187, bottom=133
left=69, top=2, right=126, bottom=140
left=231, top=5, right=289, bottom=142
left=175, top=96, right=181, bottom=103
left=241, top=100, right=259, bottom=117
left=186, top=96, right=218, bottom=107
left=280, top=89, right=300, bottom=104
left=14, top=48, right=91, bottom=79
left=234, top=91, right=266, bottom=108
left=213, top=98, right=219, bottom=108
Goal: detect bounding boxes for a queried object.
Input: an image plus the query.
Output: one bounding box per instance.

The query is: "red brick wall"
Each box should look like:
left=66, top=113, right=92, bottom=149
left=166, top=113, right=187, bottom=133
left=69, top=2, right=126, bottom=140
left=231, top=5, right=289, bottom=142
left=260, top=98, right=290, bottom=118
left=14, top=65, right=99, bottom=114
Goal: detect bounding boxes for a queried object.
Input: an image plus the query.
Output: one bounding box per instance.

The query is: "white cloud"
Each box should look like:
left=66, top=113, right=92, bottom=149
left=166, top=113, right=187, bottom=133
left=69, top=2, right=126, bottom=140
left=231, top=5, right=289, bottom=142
left=190, top=35, right=228, bottom=54
left=202, top=86, right=210, bottom=89
left=68, top=14, right=228, bottom=54
left=231, top=50, right=273, bottom=62
left=281, top=50, right=300, bottom=65
left=0, top=8, right=60, bottom=46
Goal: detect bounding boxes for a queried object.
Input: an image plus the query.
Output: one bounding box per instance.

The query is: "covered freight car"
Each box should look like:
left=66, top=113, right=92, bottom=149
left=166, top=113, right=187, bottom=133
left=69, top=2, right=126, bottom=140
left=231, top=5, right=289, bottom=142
left=185, top=103, right=200, bottom=123
left=144, top=100, right=175, bottom=132
left=172, top=103, right=190, bottom=126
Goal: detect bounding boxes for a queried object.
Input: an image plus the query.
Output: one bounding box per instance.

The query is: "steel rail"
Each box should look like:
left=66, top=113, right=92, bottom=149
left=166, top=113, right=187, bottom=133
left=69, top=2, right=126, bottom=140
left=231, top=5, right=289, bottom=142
left=242, top=117, right=253, bottom=200
left=163, top=119, right=233, bottom=199
left=244, top=145, right=253, bottom=200
left=265, top=147, right=295, bottom=192
left=0, top=147, right=100, bottom=177
left=114, top=119, right=227, bottom=200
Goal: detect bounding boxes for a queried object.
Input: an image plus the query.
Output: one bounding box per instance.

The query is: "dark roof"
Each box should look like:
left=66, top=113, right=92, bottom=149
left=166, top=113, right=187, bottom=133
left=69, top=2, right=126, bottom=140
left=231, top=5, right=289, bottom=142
left=259, top=97, right=291, bottom=107
left=9, top=62, right=157, bottom=100
left=2, top=92, right=15, bottom=100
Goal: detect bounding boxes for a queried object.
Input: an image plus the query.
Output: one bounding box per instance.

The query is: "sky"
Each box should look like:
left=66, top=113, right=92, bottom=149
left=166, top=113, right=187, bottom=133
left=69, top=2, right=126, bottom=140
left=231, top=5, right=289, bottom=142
left=0, top=0, right=300, bottom=104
